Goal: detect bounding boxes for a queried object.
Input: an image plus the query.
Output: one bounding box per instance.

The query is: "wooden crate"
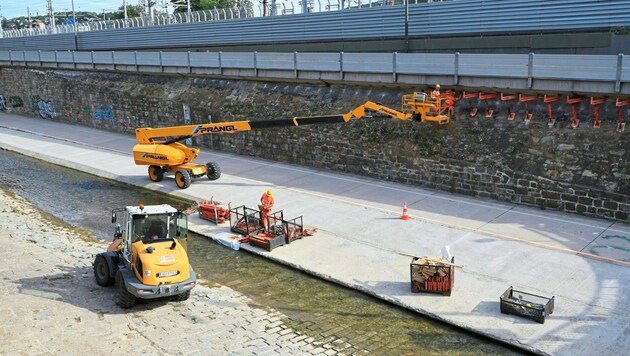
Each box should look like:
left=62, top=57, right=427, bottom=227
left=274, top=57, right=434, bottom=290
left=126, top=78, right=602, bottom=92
left=410, top=256, right=455, bottom=296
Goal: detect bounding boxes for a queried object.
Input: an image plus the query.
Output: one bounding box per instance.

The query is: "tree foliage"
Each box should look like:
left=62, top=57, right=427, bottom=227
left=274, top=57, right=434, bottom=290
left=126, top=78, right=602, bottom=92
left=111, top=5, right=144, bottom=19
left=171, top=0, right=240, bottom=12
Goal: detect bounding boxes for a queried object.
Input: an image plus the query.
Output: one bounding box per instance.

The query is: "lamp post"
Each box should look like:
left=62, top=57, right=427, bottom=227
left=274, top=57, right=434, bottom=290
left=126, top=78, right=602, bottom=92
left=48, top=0, right=56, bottom=32
left=404, top=0, right=409, bottom=53
left=71, top=0, right=76, bottom=32
left=147, top=1, right=155, bottom=24
left=187, top=0, right=191, bottom=22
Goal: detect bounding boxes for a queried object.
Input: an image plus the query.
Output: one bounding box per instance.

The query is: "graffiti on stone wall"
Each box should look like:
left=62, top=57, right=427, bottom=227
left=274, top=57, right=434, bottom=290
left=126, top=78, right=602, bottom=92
left=38, top=100, right=57, bottom=119
left=93, top=105, right=115, bottom=125
left=9, top=96, right=23, bottom=107
left=77, top=107, right=92, bottom=124
left=0, top=95, right=25, bottom=110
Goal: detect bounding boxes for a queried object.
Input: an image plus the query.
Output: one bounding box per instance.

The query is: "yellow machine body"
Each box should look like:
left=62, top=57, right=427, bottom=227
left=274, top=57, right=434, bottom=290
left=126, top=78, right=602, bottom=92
left=133, top=142, right=198, bottom=166
left=131, top=239, right=191, bottom=286
left=401, top=92, right=456, bottom=125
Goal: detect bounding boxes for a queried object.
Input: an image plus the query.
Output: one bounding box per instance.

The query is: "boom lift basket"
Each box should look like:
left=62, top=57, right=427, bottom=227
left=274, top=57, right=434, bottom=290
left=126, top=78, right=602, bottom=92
left=500, top=286, right=554, bottom=324
left=410, top=256, right=455, bottom=296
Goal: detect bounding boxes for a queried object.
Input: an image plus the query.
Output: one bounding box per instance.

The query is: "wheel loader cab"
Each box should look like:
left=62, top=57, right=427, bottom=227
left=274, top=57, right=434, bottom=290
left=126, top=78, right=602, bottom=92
left=96, top=204, right=196, bottom=308
left=134, top=215, right=170, bottom=243
left=109, top=205, right=188, bottom=264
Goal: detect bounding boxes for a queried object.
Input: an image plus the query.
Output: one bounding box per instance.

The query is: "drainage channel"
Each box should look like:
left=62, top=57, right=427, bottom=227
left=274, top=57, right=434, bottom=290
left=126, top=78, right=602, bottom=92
left=0, top=148, right=526, bottom=355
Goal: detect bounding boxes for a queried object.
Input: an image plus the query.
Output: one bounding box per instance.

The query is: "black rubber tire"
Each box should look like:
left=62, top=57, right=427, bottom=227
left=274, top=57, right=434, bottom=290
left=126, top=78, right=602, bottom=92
left=93, top=254, right=114, bottom=286
left=116, top=272, right=137, bottom=308
left=148, top=165, right=164, bottom=182
left=175, top=170, right=192, bottom=189
left=206, top=162, right=221, bottom=181
left=173, top=290, right=191, bottom=302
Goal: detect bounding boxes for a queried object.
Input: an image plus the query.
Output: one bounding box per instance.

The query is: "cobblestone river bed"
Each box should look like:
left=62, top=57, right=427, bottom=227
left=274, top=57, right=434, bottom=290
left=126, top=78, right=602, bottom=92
left=0, top=149, right=526, bottom=355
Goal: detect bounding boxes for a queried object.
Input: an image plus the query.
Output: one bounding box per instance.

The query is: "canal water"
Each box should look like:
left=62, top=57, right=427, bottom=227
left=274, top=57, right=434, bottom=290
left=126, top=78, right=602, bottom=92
left=0, top=149, right=524, bottom=355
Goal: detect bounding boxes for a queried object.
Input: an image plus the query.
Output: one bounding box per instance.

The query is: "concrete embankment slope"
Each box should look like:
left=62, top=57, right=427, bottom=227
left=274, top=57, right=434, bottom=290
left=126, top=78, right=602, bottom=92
left=1, top=112, right=629, bottom=355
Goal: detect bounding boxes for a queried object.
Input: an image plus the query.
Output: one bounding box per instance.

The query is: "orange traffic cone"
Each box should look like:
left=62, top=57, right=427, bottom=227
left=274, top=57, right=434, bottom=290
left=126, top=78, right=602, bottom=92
left=400, top=201, right=411, bottom=220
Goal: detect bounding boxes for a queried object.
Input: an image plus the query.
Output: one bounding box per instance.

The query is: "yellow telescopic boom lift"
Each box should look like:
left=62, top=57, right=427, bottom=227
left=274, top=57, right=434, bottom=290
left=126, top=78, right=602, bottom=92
left=133, top=92, right=456, bottom=189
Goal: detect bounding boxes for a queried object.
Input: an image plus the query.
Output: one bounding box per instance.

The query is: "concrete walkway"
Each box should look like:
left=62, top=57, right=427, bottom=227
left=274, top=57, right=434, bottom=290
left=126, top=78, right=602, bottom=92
left=1, top=113, right=628, bottom=355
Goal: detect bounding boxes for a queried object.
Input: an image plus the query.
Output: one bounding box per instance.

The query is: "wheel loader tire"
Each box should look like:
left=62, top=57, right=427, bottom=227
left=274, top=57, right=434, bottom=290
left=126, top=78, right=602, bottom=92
left=148, top=165, right=164, bottom=182
left=116, top=271, right=137, bottom=308
left=175, top=170, right=192, bottom=189
left=93, top=254, right=114, bottom=286
left=173, top=290, right=191, bottom=302
left=206, top=162, right=221, bottom=181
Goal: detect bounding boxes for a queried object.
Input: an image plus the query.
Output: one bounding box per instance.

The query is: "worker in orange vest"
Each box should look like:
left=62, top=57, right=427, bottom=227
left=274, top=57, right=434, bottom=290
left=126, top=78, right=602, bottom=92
left=259, top=189, right=275, bottom=230
left=431, top=84, right=441, bottom=99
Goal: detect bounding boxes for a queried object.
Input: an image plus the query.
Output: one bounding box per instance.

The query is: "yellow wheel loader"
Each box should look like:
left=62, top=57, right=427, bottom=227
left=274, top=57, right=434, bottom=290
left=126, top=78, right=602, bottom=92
left=133, top=92, right=457, bottom=189
left=93, top=204, right=196, bottom=308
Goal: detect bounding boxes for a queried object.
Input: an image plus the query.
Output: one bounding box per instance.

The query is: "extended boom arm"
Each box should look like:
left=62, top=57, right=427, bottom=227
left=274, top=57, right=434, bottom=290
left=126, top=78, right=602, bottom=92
left=343, top=101, right=413, bottom=121
left=136, top=115, right=355, bottom=144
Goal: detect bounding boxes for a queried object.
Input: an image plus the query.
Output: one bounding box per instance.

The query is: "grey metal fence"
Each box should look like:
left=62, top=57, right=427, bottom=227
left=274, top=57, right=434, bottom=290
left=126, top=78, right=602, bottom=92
left=1, top=0, right=628, bottom=52
left=1, top=0, right=448, bottom=39
left=0, top=50, right=626, bottom=95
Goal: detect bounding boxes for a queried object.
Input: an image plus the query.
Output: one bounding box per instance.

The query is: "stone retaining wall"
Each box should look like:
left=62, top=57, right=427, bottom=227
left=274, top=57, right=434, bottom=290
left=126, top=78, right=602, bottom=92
left=0, top=68, right=628, bottom=222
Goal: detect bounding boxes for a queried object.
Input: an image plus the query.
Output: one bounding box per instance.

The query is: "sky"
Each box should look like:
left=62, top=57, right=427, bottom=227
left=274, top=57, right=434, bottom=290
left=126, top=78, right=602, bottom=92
left=1, top=0, right=155, bottom=19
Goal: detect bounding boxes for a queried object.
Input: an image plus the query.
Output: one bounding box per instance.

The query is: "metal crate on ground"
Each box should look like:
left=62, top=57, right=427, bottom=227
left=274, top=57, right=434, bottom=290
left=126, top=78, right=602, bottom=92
left=500, top=286, right=554, bottom=324
left=229, top=205, right=264, bottom=236
left=283, top=216, right=304, bottom=244
left=410, top=256, right=455, bottom=296
left=249, top=210, right=286, bottom=251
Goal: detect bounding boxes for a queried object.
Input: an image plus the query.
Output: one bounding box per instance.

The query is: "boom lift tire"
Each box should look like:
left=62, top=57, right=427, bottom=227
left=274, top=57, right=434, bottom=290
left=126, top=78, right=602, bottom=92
left=93, top=254, right=114, bottom=286
left=116, top=271, right=137, bottom=308
left=148, top=165, right=164, bottom=182
left=172, top=290, right=191, bottom=302
left=206, top=162, right=221, bottom=181
left=175, top=170, right=192, bottom=189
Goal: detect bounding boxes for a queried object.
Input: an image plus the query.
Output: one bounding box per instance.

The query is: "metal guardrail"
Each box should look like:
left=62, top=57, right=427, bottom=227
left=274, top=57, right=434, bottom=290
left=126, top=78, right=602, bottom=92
left=0, top=0, right=628, bottom=52
left=0, top=50, right=626, bottom=95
